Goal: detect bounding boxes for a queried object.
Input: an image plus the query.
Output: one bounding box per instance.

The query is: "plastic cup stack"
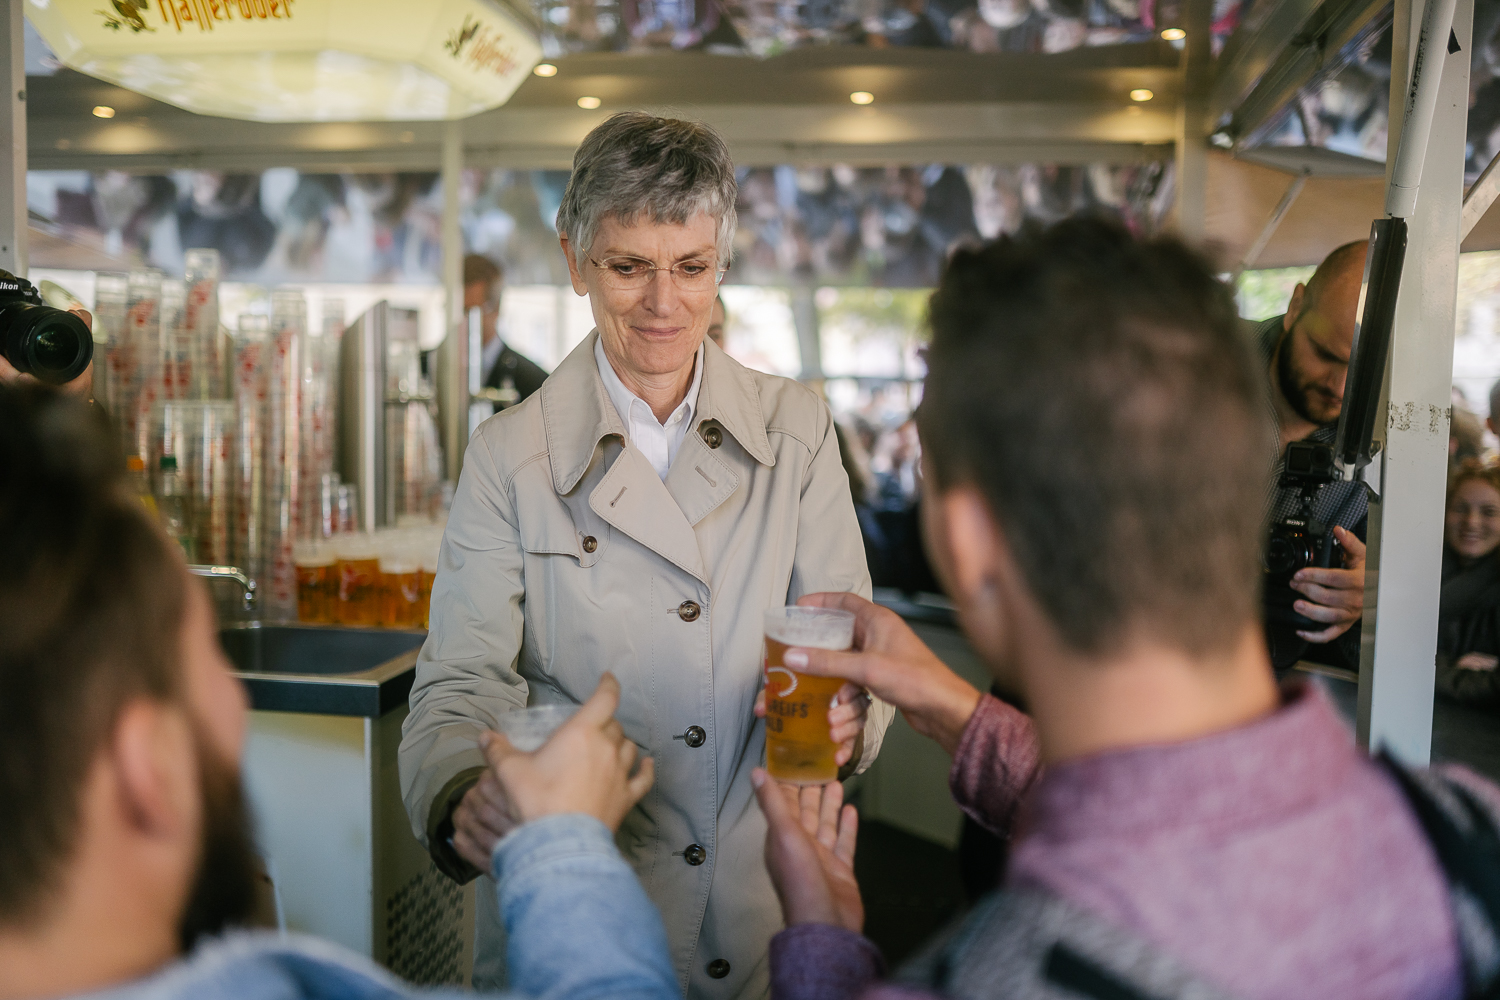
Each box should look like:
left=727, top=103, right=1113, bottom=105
left=183, top=249, right=223, bottom=399
left=232, top=314, right=270, bottom=588
left=262, top=291, right=306, bottom=620
left=159, top=279, right=192, bottom=402
left=124, top=270, right=165, bottom=463
left=154, top=400, right=236, bottom=565
left=96, top=273, right=129, bottom=430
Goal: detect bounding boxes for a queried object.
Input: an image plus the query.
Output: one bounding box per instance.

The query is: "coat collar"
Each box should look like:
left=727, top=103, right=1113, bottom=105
left=540, top=331, right=774, bottom=496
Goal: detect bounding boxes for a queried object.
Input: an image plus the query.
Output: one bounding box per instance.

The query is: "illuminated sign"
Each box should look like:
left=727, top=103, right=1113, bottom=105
left=29, top=0, right=541, bottom=122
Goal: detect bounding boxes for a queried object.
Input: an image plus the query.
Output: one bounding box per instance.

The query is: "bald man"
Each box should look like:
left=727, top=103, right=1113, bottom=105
left=1257, top=241, right=1370, bottom=672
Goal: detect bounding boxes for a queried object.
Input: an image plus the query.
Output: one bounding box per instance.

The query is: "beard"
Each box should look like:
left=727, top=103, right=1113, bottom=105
left=1276, top=319, right=1341, bottom=426
left=176, top=731, right=261, bottom=952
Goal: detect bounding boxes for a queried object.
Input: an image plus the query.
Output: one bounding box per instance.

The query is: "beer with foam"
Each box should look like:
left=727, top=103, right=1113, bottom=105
left=763, top=607, right=856, bottom=785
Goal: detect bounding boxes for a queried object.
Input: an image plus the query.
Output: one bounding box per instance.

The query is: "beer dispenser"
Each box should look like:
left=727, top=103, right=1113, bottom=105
left=339, top=302, right=443, bottom=532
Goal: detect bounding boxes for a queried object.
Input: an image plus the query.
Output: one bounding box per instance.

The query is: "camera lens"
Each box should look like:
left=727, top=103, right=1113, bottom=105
left=1265, top=536, right=1298, bottom=575
left=33, top=325, right=79, bottom=373
left=0, top=304, right=92, bottom=385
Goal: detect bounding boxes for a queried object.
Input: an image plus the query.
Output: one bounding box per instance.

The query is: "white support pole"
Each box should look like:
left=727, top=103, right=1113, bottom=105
left=1173, top=1, right=1212, bottom=244
left=437, top=120, right=466, bottom=484
left=0, top=1, right=27, bottom=275
left=1358, top=0, right=1472, bottom=763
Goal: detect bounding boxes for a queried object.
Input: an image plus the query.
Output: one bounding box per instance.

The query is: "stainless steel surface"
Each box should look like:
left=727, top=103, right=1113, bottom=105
left=340, top=302, right=385, bottom=532
left=222, top=623, right=426, bottom=717
left=190, top=563, right=257, bottom=612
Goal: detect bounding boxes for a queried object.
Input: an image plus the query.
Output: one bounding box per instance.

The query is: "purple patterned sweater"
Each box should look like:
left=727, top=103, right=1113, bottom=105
left=770, top=682, right=1470, bottom=1000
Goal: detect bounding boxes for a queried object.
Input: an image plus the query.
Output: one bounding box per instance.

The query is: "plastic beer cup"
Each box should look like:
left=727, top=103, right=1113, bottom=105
left=763, top=606, right=856, bottom=785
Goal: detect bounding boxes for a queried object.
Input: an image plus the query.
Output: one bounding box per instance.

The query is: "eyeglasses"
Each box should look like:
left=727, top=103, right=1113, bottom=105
left=588, top=255, right=726, bottom=292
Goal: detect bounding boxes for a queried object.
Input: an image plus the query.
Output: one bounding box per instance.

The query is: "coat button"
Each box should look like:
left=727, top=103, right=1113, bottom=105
left=702, top=424, right=722, bottom=449
left=684, top=843, right=707, bottom=865
left=581, top=535, right=597, bottom=553
left=707, top=959, right=731, bottom=979
left=684, top=725, right=706, bottom=748
left=677, top=600, right=701, bottom=622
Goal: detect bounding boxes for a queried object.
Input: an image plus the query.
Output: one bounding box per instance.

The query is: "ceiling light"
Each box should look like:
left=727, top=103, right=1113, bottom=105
left=577, top=95, right=602, bottom=109
left=1130, top=89, right=1154, bottom=102
left=850, top=91, right=874, bottom=105
left=92, top=105, right=115, bottom=118
left=1160, top=28, right=1185, bottom=41
left=533, top=63, right=558, bottom=77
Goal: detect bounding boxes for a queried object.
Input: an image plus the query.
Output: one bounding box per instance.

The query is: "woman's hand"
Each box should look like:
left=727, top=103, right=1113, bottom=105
left=753, top=682, right=870, bottom=769
left=452, top=768, right=518, bottom=872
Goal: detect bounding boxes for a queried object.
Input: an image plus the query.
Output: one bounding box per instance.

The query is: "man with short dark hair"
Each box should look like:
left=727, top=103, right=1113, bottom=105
left=751, top=219, right=1492, bottom=1000
left=463, top=254, right=549, bottom=408
left=0, top=385, right=675, bottom=1000
left=1256, top=241, right=1371, bottom=670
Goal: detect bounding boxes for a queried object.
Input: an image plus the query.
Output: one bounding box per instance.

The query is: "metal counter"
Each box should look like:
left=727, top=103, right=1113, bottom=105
left=221, top=623, right=426, bottom=717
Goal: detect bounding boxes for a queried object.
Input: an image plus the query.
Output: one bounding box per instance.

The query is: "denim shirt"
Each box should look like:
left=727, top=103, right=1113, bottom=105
left=76, top=814, right=680, bottom=1000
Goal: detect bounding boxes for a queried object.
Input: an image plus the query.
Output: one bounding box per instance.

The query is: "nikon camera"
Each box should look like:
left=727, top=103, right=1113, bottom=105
left=0, top=270, right=93, bottom=385
left=1262, top=440, right=1341, bottom=630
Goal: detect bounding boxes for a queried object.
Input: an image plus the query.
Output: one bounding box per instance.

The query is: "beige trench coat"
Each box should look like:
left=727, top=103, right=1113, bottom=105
left=399, top=331, right=893, bottom=1000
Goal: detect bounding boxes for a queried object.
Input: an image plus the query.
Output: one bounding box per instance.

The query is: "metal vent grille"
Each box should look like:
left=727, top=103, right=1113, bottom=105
left=385, top=865, right=464, bottom=985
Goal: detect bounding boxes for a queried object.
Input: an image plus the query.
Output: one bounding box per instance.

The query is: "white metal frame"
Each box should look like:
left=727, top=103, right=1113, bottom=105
left=1357, top=0, right=1472, bottom=763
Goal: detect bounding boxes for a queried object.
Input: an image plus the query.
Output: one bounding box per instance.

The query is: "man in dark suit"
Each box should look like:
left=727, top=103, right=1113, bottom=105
left=464, top=254, right=549, bottom=409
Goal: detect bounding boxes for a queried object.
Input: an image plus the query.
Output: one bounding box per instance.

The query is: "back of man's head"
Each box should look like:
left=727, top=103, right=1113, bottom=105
left=1304, top=240, right=1368, bottom=308
left=463, top=253, right=503, bottom=292
left=0, top=387, right=186, bottom=923
left=920, top=217, right=1273, bottom=657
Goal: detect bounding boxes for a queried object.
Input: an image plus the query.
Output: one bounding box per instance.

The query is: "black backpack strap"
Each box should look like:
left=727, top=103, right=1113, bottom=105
left=1377, top=751, right=1500, bottom=997
left=1043, top=943, right=1171, bottom=1000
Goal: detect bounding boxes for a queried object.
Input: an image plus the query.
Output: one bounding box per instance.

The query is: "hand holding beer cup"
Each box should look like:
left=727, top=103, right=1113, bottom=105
left=779, top=593, right=983, bottom=757
left=455, top=674, right=655, bottom=870
left=762, top=607, right=862, bottom=784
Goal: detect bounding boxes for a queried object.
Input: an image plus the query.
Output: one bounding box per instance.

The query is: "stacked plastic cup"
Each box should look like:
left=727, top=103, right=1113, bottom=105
left=123, top=270, right=165, bottom=463
left=261, top=291, right=306, bottom=620
left=154, top=400, right=236, bottom=566
left=299, top=308, right=339, bottom=539
left=184, top=249, right=223, bottom=399
left=96, top=273, right=129, bottom=427
left=159, top=279, right=192, bottom=402
left=232, top=314, right=270, bottom=589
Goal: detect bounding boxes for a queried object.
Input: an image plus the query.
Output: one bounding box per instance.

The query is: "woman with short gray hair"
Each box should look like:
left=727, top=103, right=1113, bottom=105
left=400, top=113, right=892, bottom=1000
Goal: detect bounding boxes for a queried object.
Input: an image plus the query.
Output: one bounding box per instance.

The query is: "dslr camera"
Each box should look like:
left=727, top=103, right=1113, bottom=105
left=0, top=270, right=93, bottom=385
left=1263, top=440, right=1342, bottom=629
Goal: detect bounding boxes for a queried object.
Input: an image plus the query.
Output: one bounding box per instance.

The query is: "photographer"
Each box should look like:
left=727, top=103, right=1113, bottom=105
left=1255, top=241, right=1370, bottom=671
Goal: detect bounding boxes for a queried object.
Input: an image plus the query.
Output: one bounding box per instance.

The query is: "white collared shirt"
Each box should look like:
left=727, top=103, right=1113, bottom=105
left=595, top=336, right=704, bottom=481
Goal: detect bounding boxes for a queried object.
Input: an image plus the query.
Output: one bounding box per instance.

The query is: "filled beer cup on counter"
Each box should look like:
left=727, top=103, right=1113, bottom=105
left=762, top=606, right=856, bottom=784
left=293, top=540, right=337, bottom=624
left=334, top=532, right=381, bottom=627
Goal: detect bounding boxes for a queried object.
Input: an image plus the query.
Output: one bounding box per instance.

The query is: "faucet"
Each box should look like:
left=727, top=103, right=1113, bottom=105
left=188, top=564, right=258, bottom=613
